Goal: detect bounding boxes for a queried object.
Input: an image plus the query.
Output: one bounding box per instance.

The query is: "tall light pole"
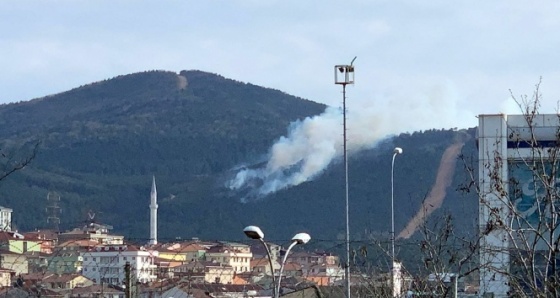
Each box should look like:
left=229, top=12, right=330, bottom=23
left=391, top=147, right=402, bottom=297
left=335, top=57, right=355, bottom=298
left=243, top=226, right=310, bottom=298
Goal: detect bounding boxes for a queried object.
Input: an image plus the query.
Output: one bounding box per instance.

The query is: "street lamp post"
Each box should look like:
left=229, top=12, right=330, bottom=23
left=243, top=226, right=311, bottom=298
left=276, top=233, right=311, bottom=297
left=244, top=226, right=277, bottom=298
left=391, top=147, right=402, bottom=297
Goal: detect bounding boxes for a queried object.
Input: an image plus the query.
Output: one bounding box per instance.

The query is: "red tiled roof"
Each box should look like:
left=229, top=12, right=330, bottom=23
left=71, top=284, right=123, bottom=294
left=58, top=239, right=99, bottom=248
left=282, top=262, right=302, bottom=271
left=0, top=231, right=24, bottom=240
left=138, top=277, right=181, bottom=291
left=22, top=230, right=58, bottom=241
left=21, top=272, right=55, bottom=282
left=179, top=243, right=206, bottom=252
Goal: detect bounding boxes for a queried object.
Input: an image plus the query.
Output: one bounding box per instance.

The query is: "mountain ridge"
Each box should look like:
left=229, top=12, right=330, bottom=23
left=0, top=70, right=477, bottom=246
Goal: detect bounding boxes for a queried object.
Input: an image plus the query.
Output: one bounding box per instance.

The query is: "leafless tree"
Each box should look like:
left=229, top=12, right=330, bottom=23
left=472, top=81, right=560, bottom=297
left=0, top=142, right=38, bottom=182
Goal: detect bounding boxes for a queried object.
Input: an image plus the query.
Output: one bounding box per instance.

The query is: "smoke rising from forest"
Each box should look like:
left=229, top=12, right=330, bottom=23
left=227, top=84, right=473, bottom=200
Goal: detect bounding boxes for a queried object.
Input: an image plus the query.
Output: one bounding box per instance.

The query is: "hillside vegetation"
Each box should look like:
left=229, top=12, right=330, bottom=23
left=0, top=70, right=477, bottom=246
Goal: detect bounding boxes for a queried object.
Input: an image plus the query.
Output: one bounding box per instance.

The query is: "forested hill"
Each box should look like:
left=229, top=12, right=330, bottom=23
left=0, top=70, right=477, bottom=244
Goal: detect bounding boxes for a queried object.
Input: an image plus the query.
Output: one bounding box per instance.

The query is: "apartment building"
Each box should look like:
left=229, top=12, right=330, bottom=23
left=205, top=242, right=252, bottom=274
left=81, top=245, right=158, bottom=285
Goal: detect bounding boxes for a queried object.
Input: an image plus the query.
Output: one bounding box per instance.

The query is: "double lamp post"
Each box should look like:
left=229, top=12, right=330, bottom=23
left=244, top=225, right=311, bottom=298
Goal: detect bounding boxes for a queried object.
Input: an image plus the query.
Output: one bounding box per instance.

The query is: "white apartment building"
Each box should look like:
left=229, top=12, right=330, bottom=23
left=0, top=206, right=12, bottom=231
left=478, top=114, right=560, bottom=297
left=205, top=242, right=252, bottom=273
left=81, top=245, right=158, bottom=285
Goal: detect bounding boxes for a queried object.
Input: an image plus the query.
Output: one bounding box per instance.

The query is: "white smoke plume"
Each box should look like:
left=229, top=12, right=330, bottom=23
left=228, top=83, right=474, bottom=199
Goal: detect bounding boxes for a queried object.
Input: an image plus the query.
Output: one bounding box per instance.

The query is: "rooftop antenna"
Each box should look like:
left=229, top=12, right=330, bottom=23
left=334, top=56, right=356, bottom=298
left=87, top=210, right=96, bottom=223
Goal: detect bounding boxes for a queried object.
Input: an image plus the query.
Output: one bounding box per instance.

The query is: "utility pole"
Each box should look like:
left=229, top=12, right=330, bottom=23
left=125, top=261, right=131, bottom=298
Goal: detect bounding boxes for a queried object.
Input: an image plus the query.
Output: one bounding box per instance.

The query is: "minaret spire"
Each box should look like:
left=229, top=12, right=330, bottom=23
left=149, top=175, right=158, bottom=245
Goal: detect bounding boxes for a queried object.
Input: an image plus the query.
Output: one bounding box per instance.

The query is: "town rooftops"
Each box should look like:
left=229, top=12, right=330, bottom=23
left=70, top=284, right=124, bottom=295
left=282, top=262, right=302, bottom=271
left=154, top=242, right=207, bottom=253
left=58, top=239, right=99, bottom=248
left=183, top=283, right=263, bottom=293
left=42, top=273, right=90, bottom=283
left=22, top=230, right=58, bottom=241
left=175, top=260, right=232, bottom=270
left=178, top=243, right=207, bottom=252
left=250, top=257, right=274, bottom=267
left=0, top=231, right=24, bottom=240
left=21, top=272, right=54, bottom=282
left=87, top=244, right=148, bottom=252
left=206, top=243, right=250, bottom=254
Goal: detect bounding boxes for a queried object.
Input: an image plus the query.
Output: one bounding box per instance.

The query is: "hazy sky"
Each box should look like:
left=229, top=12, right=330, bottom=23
left=2, top=1, right=560, bottom=128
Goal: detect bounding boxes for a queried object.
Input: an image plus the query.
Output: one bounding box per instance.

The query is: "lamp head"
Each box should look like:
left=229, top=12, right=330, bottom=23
left=394, top=147, right=403, bottom=154
left=243, top=226, right=264, bottom=240
left=291, top=233, right=311, bottom=245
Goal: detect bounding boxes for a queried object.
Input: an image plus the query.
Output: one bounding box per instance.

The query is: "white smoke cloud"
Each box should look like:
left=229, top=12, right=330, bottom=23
left=228, top=82, right=475, bottom=199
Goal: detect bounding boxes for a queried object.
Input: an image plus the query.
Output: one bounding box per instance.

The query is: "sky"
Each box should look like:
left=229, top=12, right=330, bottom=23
left=2, top=1, right=560, bottom=129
